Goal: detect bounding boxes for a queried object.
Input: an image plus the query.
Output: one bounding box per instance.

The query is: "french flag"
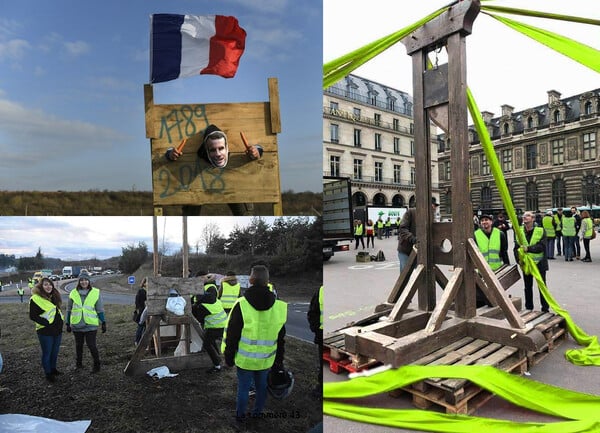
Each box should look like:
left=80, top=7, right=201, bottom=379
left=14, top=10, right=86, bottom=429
left=150, top=14, right=246, bottom=83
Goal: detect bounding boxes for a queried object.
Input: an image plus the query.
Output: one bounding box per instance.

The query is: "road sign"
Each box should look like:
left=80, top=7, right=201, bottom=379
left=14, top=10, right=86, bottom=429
left=128, top=276, right=136, bottom=285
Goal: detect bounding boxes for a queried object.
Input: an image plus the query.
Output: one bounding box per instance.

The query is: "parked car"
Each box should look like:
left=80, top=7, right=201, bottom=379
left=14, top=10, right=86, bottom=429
left=49, top=274, right=61, bottom=281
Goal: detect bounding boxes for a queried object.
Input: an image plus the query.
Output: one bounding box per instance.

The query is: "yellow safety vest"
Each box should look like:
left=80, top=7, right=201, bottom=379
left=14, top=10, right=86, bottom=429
left=542, top=216, right=555, bottom=238
left=201, top=300, right=227, bottom=329
left=318, top=286, right=323, bottom=330
left=354, top=224, right=363, bottom=236
left=523, top=227, right=545, bottom=263
left=17, top=287, right=25, bottom=296
left=220, top=281, right=241, bottom=309
left=474, top=228, right=503, bottom=271
left=222, top=297, right=287, bottom=370
left=561, top=216, right=576, bottom=237
left=30, top=294, right=64, bottom=331
left=583, top=217, right=594, bottom=238
left=69, top=288, right=100, bottom=326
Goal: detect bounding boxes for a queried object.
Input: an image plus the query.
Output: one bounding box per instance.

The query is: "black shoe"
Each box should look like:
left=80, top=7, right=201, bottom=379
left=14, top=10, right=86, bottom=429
left=92, top=364, right=100, bottom=373
left=45, top=373, right=56, bottom=382
left=548, top=257, right=555, bottom=260
left=51, top=369, right=62, bottom=376
left=206, top=365, right=222, bottom=374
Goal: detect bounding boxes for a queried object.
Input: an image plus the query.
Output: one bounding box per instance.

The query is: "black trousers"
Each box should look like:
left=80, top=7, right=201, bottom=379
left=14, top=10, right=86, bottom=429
left=523, top=269, right=549, bottom=312
left=73, top=330, right=100, bottom=366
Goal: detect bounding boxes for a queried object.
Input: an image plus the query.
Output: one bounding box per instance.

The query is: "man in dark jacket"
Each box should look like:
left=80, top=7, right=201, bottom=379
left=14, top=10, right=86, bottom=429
left=222, top=265, right=287, bottom=429
left=192, top=285, right=226, bottom=373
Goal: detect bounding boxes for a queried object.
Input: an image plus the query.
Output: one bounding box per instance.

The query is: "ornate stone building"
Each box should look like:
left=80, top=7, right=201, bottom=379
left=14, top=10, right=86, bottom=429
left=323, top=74, right=440, bottom=213
left=437, top=89, right=600, bottom=217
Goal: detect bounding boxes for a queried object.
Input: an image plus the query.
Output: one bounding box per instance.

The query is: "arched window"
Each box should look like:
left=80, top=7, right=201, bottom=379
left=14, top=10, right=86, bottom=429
left=409, top=195, right=416, bottom=208
left=352, top=191, right=366, bottom=208
left=392, top=194, right=404, bottom=207
left=526, top=181, right=539, bottom=211
left=553, top=110, right=561, bottom=123
left=503, top=122, right=510, bottom=135
left=552, top=179, right=566, bottom=208
left=373, top=193, right=387, bottom=206
left=527, top=116, right=533, bottom=129
left=582, top=175, right=600, bottom=206
left=585, top=101, right=593, bottom=116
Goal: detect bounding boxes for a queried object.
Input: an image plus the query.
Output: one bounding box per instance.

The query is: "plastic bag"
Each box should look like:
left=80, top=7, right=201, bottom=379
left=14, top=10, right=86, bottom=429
left=166, top=296, right=186, bottom=316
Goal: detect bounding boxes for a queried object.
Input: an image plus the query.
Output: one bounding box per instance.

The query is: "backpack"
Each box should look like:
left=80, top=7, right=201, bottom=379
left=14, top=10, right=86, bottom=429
left=376, top=250, right=386, bottom=262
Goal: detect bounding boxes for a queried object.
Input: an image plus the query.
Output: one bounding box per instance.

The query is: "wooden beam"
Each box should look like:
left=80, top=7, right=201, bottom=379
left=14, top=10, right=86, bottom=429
left=387, top=248, right=417, bottom=304
left=425, top=267, right=463, bottom=333
left=388, top=264, right=425, bottom=321
left=467, top=239, right=525, bottom=328
left=466, top=317, right=546, bottom=351
left=268, top=77, right=281, bottom=133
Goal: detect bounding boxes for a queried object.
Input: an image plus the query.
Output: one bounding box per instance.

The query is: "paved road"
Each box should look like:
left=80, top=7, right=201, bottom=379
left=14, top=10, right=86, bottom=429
left=324, top=231, right=600, bottom=432
left=1, top=277, right=313, bottom=342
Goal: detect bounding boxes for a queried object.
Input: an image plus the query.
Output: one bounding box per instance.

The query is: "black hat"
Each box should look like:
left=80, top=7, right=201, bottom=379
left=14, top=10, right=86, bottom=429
left=479, top=214, right=493, bottom=221
left=431, top=197, right=440, bottom=207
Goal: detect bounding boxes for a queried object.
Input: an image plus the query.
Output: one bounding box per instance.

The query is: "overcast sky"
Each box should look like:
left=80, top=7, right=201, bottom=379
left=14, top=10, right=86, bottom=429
left=324, top=0, right=600, bottom=116
left=0, top=216, right=289, bottom=260
left=0, top=0, right=322, bottom=192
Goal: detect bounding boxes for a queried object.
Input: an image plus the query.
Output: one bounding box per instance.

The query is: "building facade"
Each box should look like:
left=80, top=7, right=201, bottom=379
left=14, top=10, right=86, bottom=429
left=323, top=74, right=440, bottom=214
left=437, top=89, right=600, bottom=218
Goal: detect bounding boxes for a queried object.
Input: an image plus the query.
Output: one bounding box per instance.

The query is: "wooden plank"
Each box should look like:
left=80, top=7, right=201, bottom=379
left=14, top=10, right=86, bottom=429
left=144, top=84, right=155, bottom=139
left=467, top=239, right=525, bottom=328
left=467, top=316, right=547, bottom=351
left=425, top=267, right=463, bottom=333
left=388, top=264, right=424, bottom=321
left=387, top=248, right=417, bottom=304
left=268, top=77, right=281, bottom=133
left=124, top=315, right=162, bottom=375
left=495, top=264, right=521, bottom=290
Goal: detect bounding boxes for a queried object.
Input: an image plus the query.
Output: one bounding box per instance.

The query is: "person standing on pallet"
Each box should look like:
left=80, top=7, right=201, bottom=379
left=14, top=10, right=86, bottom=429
left=513, top=211, right=550, bottom=313
left=192, top=285, right=227, bottom=374
left=474, top=214, right=510, bottom=307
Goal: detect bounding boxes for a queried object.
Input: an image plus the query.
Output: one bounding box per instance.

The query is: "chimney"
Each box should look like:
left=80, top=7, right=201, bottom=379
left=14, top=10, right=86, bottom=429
left=481, top=111, right=494, bottom=124
left=501, top=105, right=514, bottom=117
left=547, top=90, right=561, bottom=104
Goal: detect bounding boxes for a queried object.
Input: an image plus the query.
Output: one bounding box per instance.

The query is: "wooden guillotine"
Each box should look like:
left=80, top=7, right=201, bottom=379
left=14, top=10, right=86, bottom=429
left=337, top=0, right=551, bottom=369
left=144, top=78, right=283, bottom=216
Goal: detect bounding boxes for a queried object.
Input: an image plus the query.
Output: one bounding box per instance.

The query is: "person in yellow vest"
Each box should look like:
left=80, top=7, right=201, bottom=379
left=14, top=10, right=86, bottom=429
left=384, top=217, right=392, bottom=238
left=17, top=285, right=25, bottom=303
left=542, top=210, right=557, bottom=260
left=219, top=271, right=241, bottom=314
left=222, top=265, right=287, bottom=430
left=474, top=214, right=510, bottom=307
left=307, top=285, right=323, bottom=398
left=65, top=275, right=106, bottom=372
left=554, top=208, right=563, bottom=256
left=353, top=219, right=365, bottom=249
left=28, top=278, right=34, bottom=294
left=192, top=284, right=227, bottom=373
left=513, top=211, right=549, bottom=312
left=579, top=209, right=594, bottom=262
left=561, top=208, right=577, bottom=262
left=28, top=277, right=64, bottom=382
left=376, top=217, right=384, bottom=240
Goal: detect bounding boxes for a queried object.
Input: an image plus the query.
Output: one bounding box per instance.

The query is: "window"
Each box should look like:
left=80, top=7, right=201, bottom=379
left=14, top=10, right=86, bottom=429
left=393, top=137, right=400, bottom=154
left=388, top=99, right=396, bottom=111
left=329, top=155, right=340, bottom=177
left=329, top=101, right=338, bottom=111
left=553, top=109, right=561, bottom=123
left=410, top=123, right=414, bottom=134
left=410, top=167, right=416, bottom=185
left=481, top=154, right=490, bottom=175
left=374, top=113, right=381, bottom=126
left=370, top=94, right=377, bottom=106
left=503, top=122, right=510, bottom=135
left=552, top=179, right=566, bottom=208
left=393, top=164, right=401, bottom=184
left=526, top=182, right=539, bottom=211
left=582, top=174, right=600, bottom=205
left=353, top=159, right=363, bottom=180
left=374, top=162, right=383, bottom=182
left=354, top=129, right=361, bottom=147
left=330, top=124, right=339, bottom=143
left=410, top=140, right=415, bottom=156
left=374, top=133, right=382, bottom=151
left=393, top=118, right=399, bottom=131
left=353, top=108, right=361, bottom=119
left=501, top=149, right=513, bottom=172
left=584, top=101, right=593, bottom=116
left=445, top=161, right=451, bottom=181
left=481, top=187, right=492, bottom=210
left=527, top=116, right=534, bottom=129
left=582, top=132, right=596, bottom=161
left=551, top=139, right=564, bottom=165
left=526, top=144, right=537, bottom=170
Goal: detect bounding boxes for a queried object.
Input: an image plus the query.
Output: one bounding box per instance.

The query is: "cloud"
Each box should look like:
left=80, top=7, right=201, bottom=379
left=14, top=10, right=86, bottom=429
left=224, top=0, right=289, bottom=14
left=0, top=39, right=30, bottom=61
left=64, top=40, right=90, bottom=56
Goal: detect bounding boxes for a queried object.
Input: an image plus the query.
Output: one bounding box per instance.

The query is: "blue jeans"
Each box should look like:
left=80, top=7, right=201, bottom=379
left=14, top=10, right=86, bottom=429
left=236, top=367, right=269, bottom=418
left=37, top=333, right=62, bottom=375
left=398, top=251, right=409, bottom=274
left=546, top=237, right=555, bottom=259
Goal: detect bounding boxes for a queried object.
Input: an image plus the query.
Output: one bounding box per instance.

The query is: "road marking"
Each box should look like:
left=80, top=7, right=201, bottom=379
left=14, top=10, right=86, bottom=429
left=348, top=262, right=399, bottom=270
left=328, top=304, right=377, bottom=320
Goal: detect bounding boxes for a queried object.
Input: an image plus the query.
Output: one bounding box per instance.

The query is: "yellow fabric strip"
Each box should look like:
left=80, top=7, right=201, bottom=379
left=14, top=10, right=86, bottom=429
left=481, top=4, right=600, bottom=26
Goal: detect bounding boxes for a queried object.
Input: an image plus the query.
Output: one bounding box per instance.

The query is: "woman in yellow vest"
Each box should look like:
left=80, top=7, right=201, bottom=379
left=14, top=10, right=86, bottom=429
left=192, top=285, right=227, bottom=373
left=221, top=265, right=287, bottom=430
left=580, top=210, right=594, bottom=262
left=29, top=277, right=64, bottom=382
left=65, top=275, right=106, bottom=372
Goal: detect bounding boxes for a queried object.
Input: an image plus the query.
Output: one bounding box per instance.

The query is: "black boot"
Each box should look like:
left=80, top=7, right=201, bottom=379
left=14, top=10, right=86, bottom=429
left=92, top=361, right=101, bottom=373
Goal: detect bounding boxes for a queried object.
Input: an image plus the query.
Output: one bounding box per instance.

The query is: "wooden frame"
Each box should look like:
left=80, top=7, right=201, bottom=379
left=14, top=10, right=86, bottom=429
left=145, top=78, right=283, bottom=215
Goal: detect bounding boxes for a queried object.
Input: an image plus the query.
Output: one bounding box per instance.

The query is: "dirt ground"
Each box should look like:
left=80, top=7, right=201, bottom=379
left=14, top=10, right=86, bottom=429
left=0, top=302, right=322, bottom=433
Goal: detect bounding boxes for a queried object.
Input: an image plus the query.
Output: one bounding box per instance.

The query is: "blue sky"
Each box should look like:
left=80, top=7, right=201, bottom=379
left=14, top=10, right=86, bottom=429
left=0, top=0, right=322, bottom=192
left=0, top=216, right=299, bottom=260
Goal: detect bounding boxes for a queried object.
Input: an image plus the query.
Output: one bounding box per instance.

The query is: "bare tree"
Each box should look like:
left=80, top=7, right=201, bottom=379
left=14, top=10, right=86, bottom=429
left=199, top=222, right=221, bottom=254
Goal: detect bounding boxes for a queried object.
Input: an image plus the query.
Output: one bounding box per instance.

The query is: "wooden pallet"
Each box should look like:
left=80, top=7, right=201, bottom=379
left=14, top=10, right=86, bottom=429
left=323, top=332, right=380, bottom=374
left=390, top=336, right=527, bottom=414
left=524, top=311, right=568, bottom=367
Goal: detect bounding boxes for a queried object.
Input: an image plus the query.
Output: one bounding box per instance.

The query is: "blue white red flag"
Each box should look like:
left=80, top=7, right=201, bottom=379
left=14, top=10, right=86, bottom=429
left=150, top=14, right=246, bottom=83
